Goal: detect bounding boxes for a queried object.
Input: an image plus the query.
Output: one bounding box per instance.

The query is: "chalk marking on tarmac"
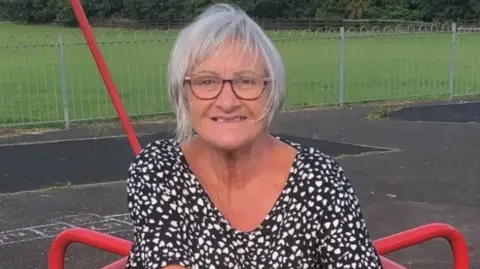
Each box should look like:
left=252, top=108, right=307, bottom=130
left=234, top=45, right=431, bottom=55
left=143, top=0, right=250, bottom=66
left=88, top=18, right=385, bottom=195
left=0, top=213, right=132, bottom=246
left=27, top=228, right=49, bottom=237
left=0, top=181, right=125, bottom=196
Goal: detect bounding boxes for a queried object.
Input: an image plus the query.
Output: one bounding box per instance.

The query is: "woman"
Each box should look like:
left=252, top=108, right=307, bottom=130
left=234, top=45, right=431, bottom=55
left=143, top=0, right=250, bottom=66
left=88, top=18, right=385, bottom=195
left=126, top=3, right=383, bottom=269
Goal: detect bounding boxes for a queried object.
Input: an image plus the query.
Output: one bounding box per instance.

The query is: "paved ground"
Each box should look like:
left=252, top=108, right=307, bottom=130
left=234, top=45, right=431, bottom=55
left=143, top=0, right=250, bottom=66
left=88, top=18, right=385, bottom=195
left=0, top=104, right=479, bottom=269
left=388, top=100, right=480, bottom=123
left=0, top=131, right=389, bottom=193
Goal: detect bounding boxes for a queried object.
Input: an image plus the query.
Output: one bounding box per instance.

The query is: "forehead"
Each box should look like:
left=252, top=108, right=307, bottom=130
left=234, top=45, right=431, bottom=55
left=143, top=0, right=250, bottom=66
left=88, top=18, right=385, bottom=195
left=188, top=38, right=266, bottom=75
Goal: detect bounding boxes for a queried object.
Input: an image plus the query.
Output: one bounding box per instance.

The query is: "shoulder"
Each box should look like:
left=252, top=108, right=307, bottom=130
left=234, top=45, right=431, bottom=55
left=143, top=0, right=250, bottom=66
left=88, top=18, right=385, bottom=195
left=126, top=138, right=185, bottom=190
left=130, top=138, right=180, bottom=164
left=128, top=138, right=181, bottom=172
left=282, top=137, right=354, bottom=199
left=289, top=140, right=363, bottom=218
left=125, top=139, right=194, bottom=268
left=301, top=143, right=350, bottom=187
left=280, top=138, right=382, bottom=267
left=126, top=138, right=189, bottom=222
left=281, top=137, right=345, bottom=181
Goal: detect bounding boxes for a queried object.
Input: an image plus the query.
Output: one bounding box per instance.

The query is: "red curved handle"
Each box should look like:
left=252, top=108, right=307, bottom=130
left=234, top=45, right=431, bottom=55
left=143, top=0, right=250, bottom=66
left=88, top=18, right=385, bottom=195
left=48, top=228, right=132, bottom=269
left=47, top=223, right=469, bottom=269
left=68, top=0, right=141, bottom=156
left=373, top=223, right=469, bottom=269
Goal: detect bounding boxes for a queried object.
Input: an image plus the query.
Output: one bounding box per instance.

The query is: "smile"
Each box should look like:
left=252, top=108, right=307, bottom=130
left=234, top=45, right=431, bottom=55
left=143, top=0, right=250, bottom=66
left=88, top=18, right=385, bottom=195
left=211, top=116, right=246, bottom=122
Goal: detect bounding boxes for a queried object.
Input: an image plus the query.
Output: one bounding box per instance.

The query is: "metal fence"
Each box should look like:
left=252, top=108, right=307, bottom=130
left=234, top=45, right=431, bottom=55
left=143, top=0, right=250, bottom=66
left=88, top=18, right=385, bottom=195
left=89, top=18, right=439, bottom=31
left=0, top=22, right=479, bottom=128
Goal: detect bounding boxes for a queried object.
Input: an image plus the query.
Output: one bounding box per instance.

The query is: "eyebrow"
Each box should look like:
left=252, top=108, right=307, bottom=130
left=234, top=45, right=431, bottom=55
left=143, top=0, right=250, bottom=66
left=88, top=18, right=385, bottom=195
left=190, top=70, right=219, bottom=76
left=232, top=69, right=261, bottom=76
left=189, top=69, right=268, bottom=77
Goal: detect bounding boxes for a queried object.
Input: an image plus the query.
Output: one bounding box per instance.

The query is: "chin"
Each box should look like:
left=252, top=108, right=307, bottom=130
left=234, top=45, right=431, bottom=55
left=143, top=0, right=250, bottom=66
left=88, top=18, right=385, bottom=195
left=203, top=133, right=256, bottom=152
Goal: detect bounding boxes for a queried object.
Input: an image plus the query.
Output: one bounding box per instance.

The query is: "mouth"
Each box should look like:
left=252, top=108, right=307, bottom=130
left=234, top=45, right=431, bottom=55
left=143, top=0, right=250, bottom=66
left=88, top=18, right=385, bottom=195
left=211, top=116, right=247, bottom=123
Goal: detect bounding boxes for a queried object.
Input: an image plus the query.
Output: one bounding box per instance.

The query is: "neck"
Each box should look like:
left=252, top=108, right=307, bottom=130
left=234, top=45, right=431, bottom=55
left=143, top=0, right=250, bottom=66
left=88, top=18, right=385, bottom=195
left=200, top=133, right=273, bottom=189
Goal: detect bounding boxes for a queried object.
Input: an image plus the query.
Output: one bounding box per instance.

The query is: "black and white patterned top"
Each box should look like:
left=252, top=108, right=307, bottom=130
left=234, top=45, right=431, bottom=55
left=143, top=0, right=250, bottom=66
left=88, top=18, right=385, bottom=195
left=125, top=137, right=383, bottom=269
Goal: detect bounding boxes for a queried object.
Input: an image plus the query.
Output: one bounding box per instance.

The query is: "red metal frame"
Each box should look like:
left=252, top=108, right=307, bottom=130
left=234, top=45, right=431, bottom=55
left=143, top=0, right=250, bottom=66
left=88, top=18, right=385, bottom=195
left=48, top=228, right=132, bottom=269
left=47, top=223, right=469, bottom=269
left=375, top=223, right=469, bottom=268
left=374, top=223, right=469, bottom=268
left=68, top=0, right=141, bottom=156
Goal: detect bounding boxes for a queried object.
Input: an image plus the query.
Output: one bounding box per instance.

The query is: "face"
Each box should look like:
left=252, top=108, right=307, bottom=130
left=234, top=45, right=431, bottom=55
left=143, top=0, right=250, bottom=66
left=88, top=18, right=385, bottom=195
left=185, top=39, right=269, bottom=151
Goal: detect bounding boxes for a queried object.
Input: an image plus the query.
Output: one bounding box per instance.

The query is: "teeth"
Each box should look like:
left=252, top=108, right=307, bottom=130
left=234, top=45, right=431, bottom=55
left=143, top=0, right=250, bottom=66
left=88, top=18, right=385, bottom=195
left=214, top=117, right=244, bottom=122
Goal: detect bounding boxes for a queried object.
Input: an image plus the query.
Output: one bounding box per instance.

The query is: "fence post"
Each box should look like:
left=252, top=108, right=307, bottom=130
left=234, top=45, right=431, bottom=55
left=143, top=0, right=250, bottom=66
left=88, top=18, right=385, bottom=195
left=339, top=26, right=345, bottom=106
left=58, top=33, right=70, bottom=129
left=448, top=22, right=457, bottom=100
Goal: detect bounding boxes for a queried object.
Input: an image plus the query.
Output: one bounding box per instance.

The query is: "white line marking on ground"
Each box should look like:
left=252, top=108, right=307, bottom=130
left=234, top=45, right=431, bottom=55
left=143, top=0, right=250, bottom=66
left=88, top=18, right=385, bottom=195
left=0, top=213, right=131, bottom=246
left=0, top=181, right=125, bottom=197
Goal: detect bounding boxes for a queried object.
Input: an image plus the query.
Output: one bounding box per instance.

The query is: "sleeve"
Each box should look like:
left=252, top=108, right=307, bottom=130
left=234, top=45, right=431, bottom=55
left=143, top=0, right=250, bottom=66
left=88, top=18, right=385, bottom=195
left=125, top=145, right=191, bottom=269
left=318, top=161, right=383, bottom=269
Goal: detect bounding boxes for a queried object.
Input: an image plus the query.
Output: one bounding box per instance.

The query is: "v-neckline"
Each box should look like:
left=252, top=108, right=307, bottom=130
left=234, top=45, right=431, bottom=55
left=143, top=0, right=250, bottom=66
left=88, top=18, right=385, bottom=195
left=174, top=136, right=302, bottom=236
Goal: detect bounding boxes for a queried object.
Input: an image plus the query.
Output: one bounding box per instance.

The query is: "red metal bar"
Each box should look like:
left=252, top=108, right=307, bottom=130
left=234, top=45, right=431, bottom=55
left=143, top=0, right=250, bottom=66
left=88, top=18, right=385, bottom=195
left=68, top=0, right=141, bottom=156
left=101, top=257, right=128, bottom=269
left=373, top=223, right=469, bottom=269
left=47, top=223, right=469, bottom=269
left=47, top=228, right=132, bottom=269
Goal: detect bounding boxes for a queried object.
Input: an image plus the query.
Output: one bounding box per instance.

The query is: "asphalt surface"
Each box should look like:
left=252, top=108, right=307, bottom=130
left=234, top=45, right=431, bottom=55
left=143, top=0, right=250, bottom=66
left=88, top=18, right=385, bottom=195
left=1, top=104, right=479, bottom=269
left=0, top=132, right=389, bottom=193
left=388, top=101, right=480, bottom=123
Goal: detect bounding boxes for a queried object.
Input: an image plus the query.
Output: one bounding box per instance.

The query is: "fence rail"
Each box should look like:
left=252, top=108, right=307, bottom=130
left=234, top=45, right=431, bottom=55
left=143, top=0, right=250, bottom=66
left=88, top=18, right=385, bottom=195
left=89, top=18, right=473, bottom=31
left=0, top=22, right=479, bottom=128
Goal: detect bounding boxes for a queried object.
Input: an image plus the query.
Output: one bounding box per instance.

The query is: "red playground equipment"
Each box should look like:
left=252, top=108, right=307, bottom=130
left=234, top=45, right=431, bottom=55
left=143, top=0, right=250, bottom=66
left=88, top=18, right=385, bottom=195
left=46, top=0, right=471, bottom=268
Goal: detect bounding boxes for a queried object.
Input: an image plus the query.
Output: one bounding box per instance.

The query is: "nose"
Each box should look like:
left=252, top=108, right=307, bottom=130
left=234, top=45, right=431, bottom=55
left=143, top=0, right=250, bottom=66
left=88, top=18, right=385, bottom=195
left=215, top=80, right=240, bottom=111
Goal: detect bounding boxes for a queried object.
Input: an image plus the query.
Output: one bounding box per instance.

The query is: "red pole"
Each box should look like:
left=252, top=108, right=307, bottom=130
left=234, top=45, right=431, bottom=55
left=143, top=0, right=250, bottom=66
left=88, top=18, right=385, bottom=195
left=68, top=0, right=142, bottom=156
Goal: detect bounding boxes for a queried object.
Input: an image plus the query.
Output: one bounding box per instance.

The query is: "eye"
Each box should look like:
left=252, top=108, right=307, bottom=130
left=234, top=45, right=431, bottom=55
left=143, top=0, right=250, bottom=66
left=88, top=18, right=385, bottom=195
left=192, top=77, right=220, bottom=87
left=241, top=78, right=252, bottom=84
left=235, top=76, right=259, bottom=87
left=201, top=79, right=214, bottom=85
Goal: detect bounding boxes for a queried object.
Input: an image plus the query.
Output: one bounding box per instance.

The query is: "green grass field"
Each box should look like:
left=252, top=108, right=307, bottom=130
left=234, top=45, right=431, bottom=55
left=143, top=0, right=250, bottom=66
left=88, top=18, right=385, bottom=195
left=1, top=24, right=479, bottom=127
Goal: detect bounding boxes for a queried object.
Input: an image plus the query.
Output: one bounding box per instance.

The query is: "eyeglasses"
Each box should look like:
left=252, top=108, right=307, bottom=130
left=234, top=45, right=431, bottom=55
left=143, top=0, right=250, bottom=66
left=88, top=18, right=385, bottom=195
left=184, top=74, right=269, bottom=100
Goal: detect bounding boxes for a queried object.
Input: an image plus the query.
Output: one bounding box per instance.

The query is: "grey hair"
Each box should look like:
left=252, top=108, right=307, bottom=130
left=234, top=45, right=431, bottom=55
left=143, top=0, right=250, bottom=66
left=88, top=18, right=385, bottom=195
left=167, top=3, right=286, bottom=142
